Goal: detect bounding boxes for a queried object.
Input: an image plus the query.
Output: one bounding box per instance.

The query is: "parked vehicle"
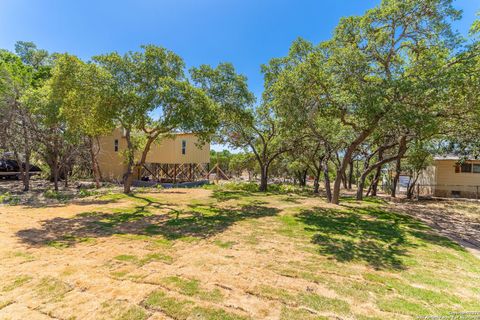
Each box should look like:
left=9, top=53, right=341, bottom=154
left=0, top=155, right=41, bottom=180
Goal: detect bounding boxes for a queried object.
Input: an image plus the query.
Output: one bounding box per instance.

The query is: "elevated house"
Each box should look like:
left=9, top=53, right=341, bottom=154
left=97, top=128, right=210, bottom=183
left=418, top=156, right=480, bottom=199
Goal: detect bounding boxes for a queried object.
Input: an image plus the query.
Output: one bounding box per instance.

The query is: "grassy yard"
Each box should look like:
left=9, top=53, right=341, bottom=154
left=0, top=184, right=479, bottom=319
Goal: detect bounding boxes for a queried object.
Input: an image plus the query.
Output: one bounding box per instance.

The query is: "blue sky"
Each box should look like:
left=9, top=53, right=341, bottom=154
left=1, top=0, right=478, bottom=151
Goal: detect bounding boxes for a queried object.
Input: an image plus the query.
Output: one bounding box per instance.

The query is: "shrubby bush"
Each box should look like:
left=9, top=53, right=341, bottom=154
left=43, top=189, right=71, bottom=201
left=221, top=182, right=259, bottom=192
left=78, top=189, right=98, bottom=198
left=278, top=184, right=303, bottom=193
left=212, top=181, right=306, bottom=194
left=0, top=192, right=21, bottom=205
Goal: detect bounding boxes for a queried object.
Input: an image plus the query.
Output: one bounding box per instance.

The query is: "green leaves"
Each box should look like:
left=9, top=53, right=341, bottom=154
left=14, top=41, right=50, bottom=69
left=94, top=45, right=218, bottom=138
left=94, top=45, right=220, bottom=192
left=190, top=63, right=255, bottom=145
left=48, top=54, right=116, bottom=137
left=261, top=0, right=468, bottom=203
left=0, top=50, right=33, bottom=100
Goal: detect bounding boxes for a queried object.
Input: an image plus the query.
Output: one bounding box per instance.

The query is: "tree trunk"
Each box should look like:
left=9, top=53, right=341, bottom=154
left=371, top=166, right=382, bottom=196
left=332, top=129, right=373, bottom=204
left=123, top=129, right=161, bottom=194
left=53, top=162, right=59, bottom=191
left=313, top=177, right=320, bottom=194
left=313, top=166, right=321, bottom=194
left=64, top=167, right=69, bottom=188
left=295, top=170, right=307, bottom=187
left=259, top=165, right=268, bottom=192
left=342, top=172, right=348, bottom=189
left=123, top=129, right=135, bottom=194
left=13, top=151, right=30, bottom=192
left=52, top=135, right=60, bottom=191
left=390, top=140, right=407, bottom=198
left=21, top=117, right=31, bottom=192
left=405, top=170, right=417, bottom=199
left=347, top=159, right=354, bottom=190
left=123, top=170, right=134, bottom=194
left=371, top=150, right=384, bottom=196
left=295, top=171, right=301, bottom=186
left=23, top=159, right=31, bottom=192
left=89, top=137, right=101, bottom=188
left=406, top=183, right=414, bottom=199
left=332, top=167, right=345, bottom=204
left=356, top=143, right=407, bottom=201
left=356, top=152, right=372, bottom=201
left=356, top=171, right=368, bottom=201
left=366, top=183, right=373, bottom=197
left=391, top=158, right=401, bottom=198
left=300, top=169, right=308, bottom=187
left=324, top=161, right=332, bottom=202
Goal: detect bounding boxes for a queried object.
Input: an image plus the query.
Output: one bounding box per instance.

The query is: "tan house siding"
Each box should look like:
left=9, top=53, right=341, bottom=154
left=97, top=128, right=210, bottom=182
left=144, top=134, right=210, bottom=164
left=97, top=129, right=127, bottom=182
left=433, top=160, right=480, bottom=198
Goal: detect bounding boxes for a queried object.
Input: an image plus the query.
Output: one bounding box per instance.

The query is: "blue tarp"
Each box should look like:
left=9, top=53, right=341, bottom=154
left=132, top=180, right=210, bottom=188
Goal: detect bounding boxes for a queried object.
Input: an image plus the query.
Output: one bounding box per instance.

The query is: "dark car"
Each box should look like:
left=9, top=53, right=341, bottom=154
left=0, top=158, right=41, bottom=179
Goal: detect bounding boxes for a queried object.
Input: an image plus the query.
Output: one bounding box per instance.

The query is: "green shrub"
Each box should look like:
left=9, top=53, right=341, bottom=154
left=0, top=192, right=21, bottom=205
left=267, top=183, right=281, bottom=192
left=78, top=189, right=98, bottom=198
left=279, top=184, right=303, bottom=193
left=134, top=187, right=149, bottom=193
left=43, top=189, right=70, bottom=201
left=222, top=182, right=259, bottom=192
left=202, top=183, right=216, bottom=190
left=204, top=181, right=308, bottom=194
left=211, top=182, right=307, bottom=193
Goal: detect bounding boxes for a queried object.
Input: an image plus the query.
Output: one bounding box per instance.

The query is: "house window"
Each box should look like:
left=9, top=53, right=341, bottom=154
left=473, top=164, right=480, bottom=173
left=461, top=163, right=472, bottom=173
left=181, top=140, right=186, bottom=155
left=114, top=139, right=119, bottom=152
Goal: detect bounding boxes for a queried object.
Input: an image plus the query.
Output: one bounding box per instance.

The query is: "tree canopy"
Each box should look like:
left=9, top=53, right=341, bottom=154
left=0, top=0, right=478, bottom=200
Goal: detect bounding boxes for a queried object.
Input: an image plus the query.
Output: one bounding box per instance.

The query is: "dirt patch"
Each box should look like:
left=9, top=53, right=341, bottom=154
left=395, top=200, right=480, bottom=257
left=1, top=186, right=479, bottom=319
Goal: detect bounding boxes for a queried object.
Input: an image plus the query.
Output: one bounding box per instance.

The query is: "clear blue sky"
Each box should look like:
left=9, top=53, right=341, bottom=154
left=1, top=0, right=478, bottom=151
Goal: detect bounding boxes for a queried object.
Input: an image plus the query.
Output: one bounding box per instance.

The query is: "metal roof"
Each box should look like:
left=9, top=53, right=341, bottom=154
left=434, top=155, right=480, bottom=161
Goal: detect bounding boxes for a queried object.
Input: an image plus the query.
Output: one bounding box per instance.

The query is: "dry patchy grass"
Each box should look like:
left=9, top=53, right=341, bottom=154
left=0, top=185, right=478, bottom=319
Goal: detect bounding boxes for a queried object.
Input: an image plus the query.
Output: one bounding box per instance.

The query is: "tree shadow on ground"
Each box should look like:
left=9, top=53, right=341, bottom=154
left=211, top=189, right=256, bottom=202
left=296, top=205, right=465, bottom=270
left=0, top=189, right=125, bottom=209
left=340, top=196, right=388, bottom=205
left=16, top=194, right=279, bottom=248
left=395, top=200, right=480, bottom=253
left=211, top=188, right=318, bottom=203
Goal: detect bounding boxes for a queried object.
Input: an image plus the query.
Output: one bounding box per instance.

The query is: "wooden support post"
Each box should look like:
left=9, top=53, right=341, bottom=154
left=174, top=164, right=177, bottom=184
